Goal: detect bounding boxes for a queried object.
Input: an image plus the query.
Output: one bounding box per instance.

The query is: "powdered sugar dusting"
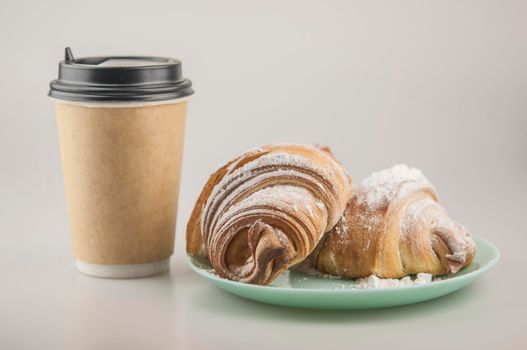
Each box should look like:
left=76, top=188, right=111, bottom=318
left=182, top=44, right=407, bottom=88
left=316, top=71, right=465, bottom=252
left=356, top=210, right=381, bottom=233
left=232, top=185, right=321, bottom=214
left=270, top=269, right=437, bottom=289
left=214, top=185, right=325, bottom=244
left=358, top=164, right=433, bottom=210
left=401, top=198, right=436, bottom=235
left=355, top=273, right=433, bottom=289
left=202, top=152, right=334, bottom=238
left=333, top=215, right=351, bottom=243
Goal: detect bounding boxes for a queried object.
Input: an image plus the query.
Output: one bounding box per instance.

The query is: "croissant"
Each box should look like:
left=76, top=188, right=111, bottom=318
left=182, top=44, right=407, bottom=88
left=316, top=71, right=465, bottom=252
left=305, top=165, right=475, bottom=278
left=186, top=144, right=352, bottom=285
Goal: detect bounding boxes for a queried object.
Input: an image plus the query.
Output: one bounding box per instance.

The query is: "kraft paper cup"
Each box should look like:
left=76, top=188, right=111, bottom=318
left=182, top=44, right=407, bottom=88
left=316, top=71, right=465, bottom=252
left=54, top=99, right=188, bottom=277
left=49, top=48, right=194, bottom=278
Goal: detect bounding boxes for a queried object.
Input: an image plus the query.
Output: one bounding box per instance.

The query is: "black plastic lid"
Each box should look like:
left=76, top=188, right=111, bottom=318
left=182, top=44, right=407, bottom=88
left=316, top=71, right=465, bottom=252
left=49, top=47, right=194, bottom=102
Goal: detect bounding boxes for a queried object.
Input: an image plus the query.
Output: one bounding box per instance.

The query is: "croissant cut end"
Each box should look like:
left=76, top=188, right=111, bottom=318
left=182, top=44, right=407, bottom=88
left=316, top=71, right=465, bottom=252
left=223, top=220, right=295, bottom=284
left=431, top=226, right=476, bottom=274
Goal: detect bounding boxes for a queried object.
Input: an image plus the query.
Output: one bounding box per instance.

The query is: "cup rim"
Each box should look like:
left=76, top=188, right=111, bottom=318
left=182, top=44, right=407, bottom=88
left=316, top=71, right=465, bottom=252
left=50, top=95, right=191, bottom=108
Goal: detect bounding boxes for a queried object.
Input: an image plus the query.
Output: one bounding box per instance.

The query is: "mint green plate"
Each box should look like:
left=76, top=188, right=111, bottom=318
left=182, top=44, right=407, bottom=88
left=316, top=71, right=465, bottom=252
left=188, top=236, right=499, bottom=309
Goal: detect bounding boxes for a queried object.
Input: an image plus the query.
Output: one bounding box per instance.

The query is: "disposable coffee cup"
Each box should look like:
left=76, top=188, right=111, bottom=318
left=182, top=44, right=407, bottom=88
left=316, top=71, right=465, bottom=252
left=49, top=48, right=194, bottom=278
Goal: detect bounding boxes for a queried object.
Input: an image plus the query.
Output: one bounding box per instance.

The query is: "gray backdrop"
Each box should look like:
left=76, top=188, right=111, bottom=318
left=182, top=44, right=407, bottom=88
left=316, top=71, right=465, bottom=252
left=1, top=0, right=526, bottom=349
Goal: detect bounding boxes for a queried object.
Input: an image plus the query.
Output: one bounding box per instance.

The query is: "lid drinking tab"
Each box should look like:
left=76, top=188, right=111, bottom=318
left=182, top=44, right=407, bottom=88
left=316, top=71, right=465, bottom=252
left=65, top=47, right=74, bottom=63
left=49, top=47, right=194, bottom=102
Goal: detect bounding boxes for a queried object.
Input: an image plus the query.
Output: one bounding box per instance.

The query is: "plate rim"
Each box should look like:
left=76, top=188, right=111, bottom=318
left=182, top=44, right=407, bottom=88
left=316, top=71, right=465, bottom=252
left=188, top=235, right=500, bottom=294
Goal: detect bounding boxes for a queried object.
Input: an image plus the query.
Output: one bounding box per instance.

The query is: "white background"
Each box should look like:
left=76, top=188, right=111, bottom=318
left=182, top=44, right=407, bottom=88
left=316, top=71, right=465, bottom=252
left=1, top=0, right=526, bottom=349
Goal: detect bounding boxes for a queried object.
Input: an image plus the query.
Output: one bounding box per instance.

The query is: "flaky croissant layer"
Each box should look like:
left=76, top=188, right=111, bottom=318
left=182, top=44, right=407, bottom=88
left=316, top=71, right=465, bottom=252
left=307, top=165, right=476, bottom=279
left=186, top=144, right=352, bottom=285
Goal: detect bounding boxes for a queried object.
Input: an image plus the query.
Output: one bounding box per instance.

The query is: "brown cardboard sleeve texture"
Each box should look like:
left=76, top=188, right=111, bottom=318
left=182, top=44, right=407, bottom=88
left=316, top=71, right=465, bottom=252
left=55, top=101, right=187, bottom=264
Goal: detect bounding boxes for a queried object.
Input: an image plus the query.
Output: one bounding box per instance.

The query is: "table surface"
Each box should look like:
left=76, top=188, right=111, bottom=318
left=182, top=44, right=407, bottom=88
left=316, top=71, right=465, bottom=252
left=1, top=165, right=525, bottom=350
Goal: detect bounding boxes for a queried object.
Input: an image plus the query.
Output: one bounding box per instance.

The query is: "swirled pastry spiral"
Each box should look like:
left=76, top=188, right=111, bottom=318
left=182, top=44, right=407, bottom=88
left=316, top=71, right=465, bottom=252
left=186, top=144, right=352, bottom=285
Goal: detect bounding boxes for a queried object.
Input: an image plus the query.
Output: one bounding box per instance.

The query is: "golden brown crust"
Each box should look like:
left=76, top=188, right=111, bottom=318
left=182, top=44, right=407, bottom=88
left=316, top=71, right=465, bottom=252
left=186, top=144, right=351, bottom=285
left=311, top=165, right=475, bottom=278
